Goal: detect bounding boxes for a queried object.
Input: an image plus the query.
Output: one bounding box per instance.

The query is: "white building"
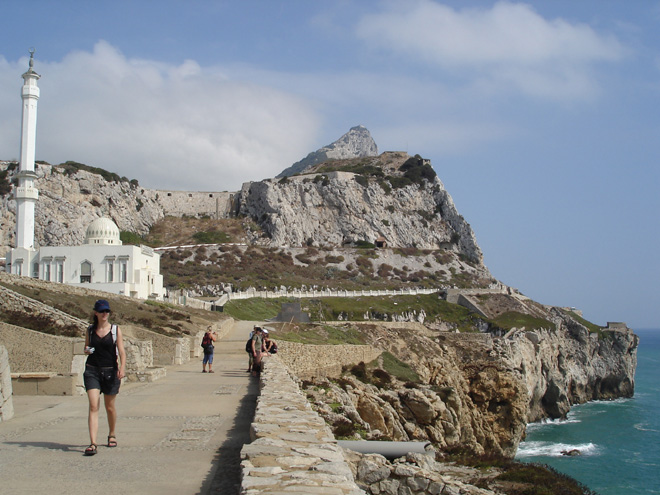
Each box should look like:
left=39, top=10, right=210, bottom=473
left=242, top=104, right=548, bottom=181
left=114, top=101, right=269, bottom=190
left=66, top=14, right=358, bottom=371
left=5, top=52, right=165, bottom=300
left=9, top=218, right=165, bottom=300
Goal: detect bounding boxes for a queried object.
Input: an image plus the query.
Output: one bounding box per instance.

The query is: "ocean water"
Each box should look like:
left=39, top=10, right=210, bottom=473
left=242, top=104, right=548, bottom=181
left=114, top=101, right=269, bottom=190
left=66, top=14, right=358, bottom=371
left=516, top=328, right=660, bottom=494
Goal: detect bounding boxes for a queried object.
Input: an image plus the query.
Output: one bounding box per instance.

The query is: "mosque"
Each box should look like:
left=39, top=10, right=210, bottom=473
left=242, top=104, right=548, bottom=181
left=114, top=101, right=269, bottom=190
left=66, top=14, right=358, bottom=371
left=4, top=51, right=165, bottom=300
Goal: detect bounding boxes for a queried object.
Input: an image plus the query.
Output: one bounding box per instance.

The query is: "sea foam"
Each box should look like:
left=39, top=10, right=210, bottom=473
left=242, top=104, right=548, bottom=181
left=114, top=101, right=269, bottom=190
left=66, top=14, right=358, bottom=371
left=516, top=441, right=598, bottom=458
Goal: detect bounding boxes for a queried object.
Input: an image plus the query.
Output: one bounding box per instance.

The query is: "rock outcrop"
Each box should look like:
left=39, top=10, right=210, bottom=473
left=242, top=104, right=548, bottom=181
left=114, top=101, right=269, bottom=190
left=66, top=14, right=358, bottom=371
left=303, top=311, right=638, bottom=458
left=277, top=125, right=378, bottom=178
left=239, top=152, right=484, bottom=263
left=0, top=162, right=164, bottom=256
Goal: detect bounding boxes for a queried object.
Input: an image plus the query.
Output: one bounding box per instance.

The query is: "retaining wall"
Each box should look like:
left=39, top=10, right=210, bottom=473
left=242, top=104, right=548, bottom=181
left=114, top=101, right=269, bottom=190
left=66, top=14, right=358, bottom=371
left=0, top=345, right=13, bottom=422
left=240, top=355, right=365, bottom=494
left=277, top=341, right=381, bottom=380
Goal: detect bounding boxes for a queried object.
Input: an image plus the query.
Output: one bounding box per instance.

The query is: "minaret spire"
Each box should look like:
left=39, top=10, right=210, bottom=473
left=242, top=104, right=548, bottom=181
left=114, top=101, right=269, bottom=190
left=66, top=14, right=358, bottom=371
left=15, top=48, right=41, bottom=251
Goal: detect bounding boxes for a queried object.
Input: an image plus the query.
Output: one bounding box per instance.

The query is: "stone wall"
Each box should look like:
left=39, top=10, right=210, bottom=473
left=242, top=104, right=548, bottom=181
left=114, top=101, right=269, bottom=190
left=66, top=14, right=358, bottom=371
left=156, top=190, right=235, bottom=218
left=277, top=342, right=381, bottom=380
left=0, top=345, right=13, bottom=422
left=240, top=355, right=365, bottom=494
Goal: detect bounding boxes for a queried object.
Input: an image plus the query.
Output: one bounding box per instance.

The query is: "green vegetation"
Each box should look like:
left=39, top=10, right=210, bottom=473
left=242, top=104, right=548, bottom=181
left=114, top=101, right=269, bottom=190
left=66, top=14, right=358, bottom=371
left=565, top=310, right=606, bottom=338
left=495, top=463, right=598, bottom=495
left=56, top=160, right=138, bottom=185
left=276, top=323, right=365, bottom=345
left=120, top=231, right=145, bottom=246
left=192, top=230, right=231, bottom=244
left=490, top=312, right=556, bottom=332
left=376, top=351, right=420, bottom=383
left=0, top=162, right=18, bottom=196
left=222, top=297, right=296, bottom=321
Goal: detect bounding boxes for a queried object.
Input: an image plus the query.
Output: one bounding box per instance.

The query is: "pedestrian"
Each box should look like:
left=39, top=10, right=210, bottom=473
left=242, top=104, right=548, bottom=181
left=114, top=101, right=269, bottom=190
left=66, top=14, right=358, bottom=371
left=83, top=299, right=126, bottom=456
left=250, top=326, right=264, bottom=376
left=201, top=326, right=217, bottom=373
left=263, top=329, right=278, bottom=354
left=247, top=325, right=257, bottom=373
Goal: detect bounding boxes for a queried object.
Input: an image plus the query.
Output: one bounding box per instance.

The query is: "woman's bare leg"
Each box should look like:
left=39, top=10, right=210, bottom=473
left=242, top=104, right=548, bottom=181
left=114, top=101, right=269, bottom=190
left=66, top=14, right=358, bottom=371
left=87, top=389, right=101, bottom=445
left=104, top=393, right=118, bottom=439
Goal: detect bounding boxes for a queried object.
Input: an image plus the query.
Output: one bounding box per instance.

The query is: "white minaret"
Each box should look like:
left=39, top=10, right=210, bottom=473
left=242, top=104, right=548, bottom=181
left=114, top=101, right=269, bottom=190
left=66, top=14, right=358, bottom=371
left=15, top=48, right=40, bottom=250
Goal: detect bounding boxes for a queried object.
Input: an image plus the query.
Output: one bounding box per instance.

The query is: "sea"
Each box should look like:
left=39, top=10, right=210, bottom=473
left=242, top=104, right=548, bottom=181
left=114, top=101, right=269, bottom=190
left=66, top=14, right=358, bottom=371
left=516, top=328, right=660, bottom=495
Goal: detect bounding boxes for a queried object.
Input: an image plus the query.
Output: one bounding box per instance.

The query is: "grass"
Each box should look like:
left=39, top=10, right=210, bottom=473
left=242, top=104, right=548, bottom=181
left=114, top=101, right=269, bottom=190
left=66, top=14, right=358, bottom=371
left=564, top=310, right=607, bottom=339
left=222, top=297, right=296, bottom=321
left=222, top=294, right=568, bottom=335
left=276, top=323, right=366, bottom=345
left=490, top=312, right=556, bottom=333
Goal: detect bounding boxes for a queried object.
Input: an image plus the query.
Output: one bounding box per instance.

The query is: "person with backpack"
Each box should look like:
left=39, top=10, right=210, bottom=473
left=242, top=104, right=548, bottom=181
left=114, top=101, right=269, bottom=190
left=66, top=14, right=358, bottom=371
left=250, top=326, right=265, bottom=376
left=83, top=299, right=126, bottom=456
left=201, top=326, right=217, bottom=373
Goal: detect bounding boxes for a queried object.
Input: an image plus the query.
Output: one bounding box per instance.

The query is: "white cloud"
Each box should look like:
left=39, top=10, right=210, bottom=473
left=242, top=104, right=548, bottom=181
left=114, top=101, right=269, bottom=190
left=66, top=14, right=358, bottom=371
left=0, top=41, right=320, bottom=191
left=356, top=0, right=626, bottom=99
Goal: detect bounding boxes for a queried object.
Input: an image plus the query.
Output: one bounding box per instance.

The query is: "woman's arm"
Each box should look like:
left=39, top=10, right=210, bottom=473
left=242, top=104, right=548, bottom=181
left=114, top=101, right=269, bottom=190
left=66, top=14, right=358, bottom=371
left=116, top=326, right=127, bottom=380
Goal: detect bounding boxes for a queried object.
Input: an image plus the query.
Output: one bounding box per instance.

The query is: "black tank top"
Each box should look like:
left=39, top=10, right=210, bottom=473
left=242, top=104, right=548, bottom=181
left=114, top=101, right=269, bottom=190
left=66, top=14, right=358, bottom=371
left=86, top=328, right=117, bottom=368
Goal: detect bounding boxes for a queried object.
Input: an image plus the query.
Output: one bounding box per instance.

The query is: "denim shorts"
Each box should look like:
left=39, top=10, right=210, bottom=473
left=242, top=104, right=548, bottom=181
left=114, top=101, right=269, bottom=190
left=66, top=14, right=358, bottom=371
left=84, top=365, right=120, bottom=395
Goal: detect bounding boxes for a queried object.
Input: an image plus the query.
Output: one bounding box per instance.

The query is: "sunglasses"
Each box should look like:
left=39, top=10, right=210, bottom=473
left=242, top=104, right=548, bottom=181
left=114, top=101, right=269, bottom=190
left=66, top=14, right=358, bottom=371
left=96, top=309, right=111, bottom=314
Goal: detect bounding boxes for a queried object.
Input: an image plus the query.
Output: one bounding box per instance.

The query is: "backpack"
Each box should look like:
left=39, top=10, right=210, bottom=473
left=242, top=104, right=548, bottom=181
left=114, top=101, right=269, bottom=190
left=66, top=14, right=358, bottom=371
left=245, top=337, right=252, bottom=353
left=201, top=332, right=214, bottom=352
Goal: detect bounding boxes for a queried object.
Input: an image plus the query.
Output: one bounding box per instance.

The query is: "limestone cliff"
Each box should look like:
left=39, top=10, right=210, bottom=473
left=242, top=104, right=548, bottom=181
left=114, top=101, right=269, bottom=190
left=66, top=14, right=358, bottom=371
left=0, top=161, right=164, bottom=256
left=277, top=125, right=378, bottom=178
left=239, top=152, right=484, bottom=263
left=303, top=310, right=638, bottom=458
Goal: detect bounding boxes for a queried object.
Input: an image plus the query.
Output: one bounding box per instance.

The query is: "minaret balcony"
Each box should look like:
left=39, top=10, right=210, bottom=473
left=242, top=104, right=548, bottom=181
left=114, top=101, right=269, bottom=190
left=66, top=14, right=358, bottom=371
left=15, top=186, right=39, bottom=200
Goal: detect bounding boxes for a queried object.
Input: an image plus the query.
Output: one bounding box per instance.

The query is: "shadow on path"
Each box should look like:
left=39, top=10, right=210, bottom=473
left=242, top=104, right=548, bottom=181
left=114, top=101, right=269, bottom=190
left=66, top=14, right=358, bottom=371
left=200, top=375, right=260, bottom=495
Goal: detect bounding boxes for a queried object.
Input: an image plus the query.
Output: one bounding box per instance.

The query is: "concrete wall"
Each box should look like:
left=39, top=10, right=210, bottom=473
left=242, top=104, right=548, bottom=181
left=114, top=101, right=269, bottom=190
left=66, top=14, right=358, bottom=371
left=0, top=345, right=13, bottom=422
left=277, top=341, right=381, bottom=380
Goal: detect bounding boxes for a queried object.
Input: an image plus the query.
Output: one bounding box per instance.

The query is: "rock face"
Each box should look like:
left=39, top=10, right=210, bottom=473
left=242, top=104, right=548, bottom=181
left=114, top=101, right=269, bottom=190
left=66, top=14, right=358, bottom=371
left=240, top=152, right=484, bottom=263
left=304, top=312, right=638, bottom=458
left=277, top=125, right=378, bottom=178
left=0, top=162, right=164, bottom=256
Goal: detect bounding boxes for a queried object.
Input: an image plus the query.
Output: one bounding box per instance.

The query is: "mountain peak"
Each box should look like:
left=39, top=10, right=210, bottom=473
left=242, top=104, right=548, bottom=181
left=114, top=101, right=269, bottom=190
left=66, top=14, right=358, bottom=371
left=277, top=126, right=378, bottom=178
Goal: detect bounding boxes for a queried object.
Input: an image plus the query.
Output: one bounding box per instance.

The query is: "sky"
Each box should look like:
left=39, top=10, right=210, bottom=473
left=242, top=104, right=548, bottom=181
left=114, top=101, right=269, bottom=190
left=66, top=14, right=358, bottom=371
left=1, top=1, right=658, bottom=329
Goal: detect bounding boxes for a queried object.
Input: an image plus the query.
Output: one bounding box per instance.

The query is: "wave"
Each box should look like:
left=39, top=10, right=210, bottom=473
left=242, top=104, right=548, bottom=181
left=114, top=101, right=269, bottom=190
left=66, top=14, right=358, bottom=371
left=516, top=441, right=599, bottom=458
left=634, top=422, right=660, bottom=433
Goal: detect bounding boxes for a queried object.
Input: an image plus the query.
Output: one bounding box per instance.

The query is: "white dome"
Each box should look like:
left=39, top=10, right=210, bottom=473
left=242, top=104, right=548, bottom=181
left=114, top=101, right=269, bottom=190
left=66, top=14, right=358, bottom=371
left=84, top=217, right=122, bottom=245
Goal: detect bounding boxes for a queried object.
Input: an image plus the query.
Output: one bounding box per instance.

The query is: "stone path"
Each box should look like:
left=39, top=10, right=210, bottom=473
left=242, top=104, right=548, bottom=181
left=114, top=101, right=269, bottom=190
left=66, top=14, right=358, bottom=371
left=0, top=320, right=260, bottom=495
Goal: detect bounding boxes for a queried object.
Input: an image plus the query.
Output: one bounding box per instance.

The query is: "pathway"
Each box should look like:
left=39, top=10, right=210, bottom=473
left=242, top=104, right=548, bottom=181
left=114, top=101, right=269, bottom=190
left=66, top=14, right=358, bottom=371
left=0, top=320, right=260, bottom=495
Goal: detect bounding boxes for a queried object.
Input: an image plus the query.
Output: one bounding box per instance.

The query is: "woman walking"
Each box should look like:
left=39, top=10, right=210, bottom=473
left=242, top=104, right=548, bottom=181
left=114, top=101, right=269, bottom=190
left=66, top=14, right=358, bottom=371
left=83, top=299, right=126, bottom=456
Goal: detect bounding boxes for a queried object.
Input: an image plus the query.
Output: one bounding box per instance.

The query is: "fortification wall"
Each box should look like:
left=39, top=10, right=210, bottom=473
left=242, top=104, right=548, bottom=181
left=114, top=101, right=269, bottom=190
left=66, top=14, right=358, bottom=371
left=0, top=346, right=13, bottom=422
left=277, top=341, right=381, bottom=380
left=155, top=190, right=235, bottom=218
left=240, top=355, right=365, bottom=494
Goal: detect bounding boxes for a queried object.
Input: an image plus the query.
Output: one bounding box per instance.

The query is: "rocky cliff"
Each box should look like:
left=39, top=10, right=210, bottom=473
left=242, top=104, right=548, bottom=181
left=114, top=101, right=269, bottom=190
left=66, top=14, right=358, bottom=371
left=277, top=125, right=378, bottom=178
left=239, top=152, right=484, bottom=263
left=304, top=311, right=637, bottom=458
left=0, top=161, right=164, bottom=256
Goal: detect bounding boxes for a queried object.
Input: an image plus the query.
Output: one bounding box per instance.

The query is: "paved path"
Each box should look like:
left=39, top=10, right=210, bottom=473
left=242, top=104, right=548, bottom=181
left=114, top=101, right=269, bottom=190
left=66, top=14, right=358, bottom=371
left=0, top=320, right=260, bottom=495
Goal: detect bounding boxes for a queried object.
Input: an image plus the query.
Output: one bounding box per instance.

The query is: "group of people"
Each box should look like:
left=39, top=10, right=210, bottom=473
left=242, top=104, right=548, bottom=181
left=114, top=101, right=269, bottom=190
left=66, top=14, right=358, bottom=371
left=247, top=325, right=277, bottom=376
left=81, top=298, right=277, bottom=457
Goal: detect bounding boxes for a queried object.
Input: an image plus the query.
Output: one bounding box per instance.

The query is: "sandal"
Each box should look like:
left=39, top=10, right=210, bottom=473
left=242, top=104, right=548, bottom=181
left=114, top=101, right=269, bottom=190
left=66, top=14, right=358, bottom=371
left=107, top=436, right=117, bottom=448
left=84, top=444, right=97, bottom=456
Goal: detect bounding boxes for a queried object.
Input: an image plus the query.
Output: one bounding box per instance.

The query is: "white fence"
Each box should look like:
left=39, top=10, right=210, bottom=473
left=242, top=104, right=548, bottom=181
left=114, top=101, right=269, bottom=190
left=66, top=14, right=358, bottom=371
left=225, top=287, right=440, bottom=301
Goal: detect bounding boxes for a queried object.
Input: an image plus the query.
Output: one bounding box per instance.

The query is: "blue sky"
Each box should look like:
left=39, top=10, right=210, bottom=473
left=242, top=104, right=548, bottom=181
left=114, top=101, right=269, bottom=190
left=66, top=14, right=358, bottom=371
left=1, top=1, right=658, bottom=329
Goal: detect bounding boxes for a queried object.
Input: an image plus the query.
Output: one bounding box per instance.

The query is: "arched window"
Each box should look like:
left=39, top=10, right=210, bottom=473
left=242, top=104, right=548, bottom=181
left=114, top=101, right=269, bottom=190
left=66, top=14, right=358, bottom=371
left=80, top=261, right=92, bottom=283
